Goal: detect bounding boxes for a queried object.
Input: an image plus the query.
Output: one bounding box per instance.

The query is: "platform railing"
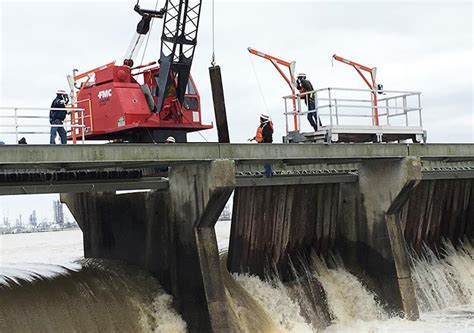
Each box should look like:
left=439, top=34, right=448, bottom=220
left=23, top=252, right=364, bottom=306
left=0, top=107, right=86, bottom=144
left=282, top=87, right=423, bottom=135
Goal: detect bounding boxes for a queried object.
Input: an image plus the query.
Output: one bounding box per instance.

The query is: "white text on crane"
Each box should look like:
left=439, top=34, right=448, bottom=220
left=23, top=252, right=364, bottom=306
left=98, top=89, right=112, bottom=101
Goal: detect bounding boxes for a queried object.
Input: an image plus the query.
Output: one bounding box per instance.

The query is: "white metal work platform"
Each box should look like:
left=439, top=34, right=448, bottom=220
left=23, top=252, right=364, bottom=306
left=283, top=87, right=427, bottom=144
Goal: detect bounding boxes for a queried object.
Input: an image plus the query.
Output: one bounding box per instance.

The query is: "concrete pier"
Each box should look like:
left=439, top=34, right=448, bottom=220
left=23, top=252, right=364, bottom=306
left=1, top=143, right=473, bottom=330
left=341, top=157, right=421, bottom=319
left=63, top=160, right=237, bottom=332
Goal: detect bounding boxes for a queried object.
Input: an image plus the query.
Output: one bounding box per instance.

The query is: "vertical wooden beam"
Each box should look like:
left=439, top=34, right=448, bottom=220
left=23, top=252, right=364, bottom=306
left=209, top=65, right=230, bottom=143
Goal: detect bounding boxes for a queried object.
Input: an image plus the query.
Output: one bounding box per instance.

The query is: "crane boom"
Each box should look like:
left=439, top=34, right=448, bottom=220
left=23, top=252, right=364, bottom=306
left=332, top=54, right=380, bottom=126
left=247, top=47, right=299, bottom=132
left=156, top=0, right=202, bottom=113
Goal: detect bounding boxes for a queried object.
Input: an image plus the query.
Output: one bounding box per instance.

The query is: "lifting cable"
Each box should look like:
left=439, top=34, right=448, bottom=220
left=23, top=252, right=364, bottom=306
left=211, top=0, right=216, bottom=66
left=139, top=0, right=160, bottom=66
left=248, top=54, right=271, bottom=117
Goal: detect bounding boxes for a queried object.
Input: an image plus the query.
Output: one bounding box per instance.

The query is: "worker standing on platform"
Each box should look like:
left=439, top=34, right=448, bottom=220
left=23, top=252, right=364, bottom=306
left=49, top=90, right=69, bottom=144
left=249, top=114, right=273, bottom=177
left=296, top=73, right=322, bottom=132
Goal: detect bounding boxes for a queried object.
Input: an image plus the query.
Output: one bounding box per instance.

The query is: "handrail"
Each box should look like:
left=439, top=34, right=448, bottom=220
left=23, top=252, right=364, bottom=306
left=282, top=87, right=422, bottom=99
left=0, top=106, right=86, bottom=144
left=282, top=87, right=424, bottom=137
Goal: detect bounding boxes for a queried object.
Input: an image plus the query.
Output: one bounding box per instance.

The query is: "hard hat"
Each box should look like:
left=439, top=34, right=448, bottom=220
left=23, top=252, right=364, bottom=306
left=165, top=136, right=176, bottom=143
left=260, top=114, right=270, bottom=121
left=56, top=89, right=67, bottom=95
left=297, top=73, right=306, bottom=78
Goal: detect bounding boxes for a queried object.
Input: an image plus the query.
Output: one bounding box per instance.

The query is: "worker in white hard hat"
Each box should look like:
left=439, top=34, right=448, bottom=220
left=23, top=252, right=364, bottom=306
left=248, top=114, right=273, bottom=144
left=296, top=73, right=322, bottom=132
left=248, top=114, right=273, bottom=177
left=49, top=89, right=70, bottom=144
left=159, top=136, right=176, bottom=172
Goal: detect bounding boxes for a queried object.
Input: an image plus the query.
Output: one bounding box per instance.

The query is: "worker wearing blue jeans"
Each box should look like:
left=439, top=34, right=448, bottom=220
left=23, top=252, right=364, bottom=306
left=50, top=120, right=67, bottom=144
left=297, top=73, right=322, bottom=131
left=50, top=90, right=68, bottom=144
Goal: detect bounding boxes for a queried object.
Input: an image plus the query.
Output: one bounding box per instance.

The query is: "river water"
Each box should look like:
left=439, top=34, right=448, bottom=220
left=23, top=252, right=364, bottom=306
left=1, top=225, right=473, bottom=332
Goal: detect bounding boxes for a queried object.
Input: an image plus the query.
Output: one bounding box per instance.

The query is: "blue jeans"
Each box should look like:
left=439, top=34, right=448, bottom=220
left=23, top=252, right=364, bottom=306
left=307, top=98, right=321, bottom=131
left=50, top=125, right=67, bottom=144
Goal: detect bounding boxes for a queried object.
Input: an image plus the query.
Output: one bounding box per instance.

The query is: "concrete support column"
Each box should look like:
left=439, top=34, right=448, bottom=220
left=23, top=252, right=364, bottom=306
left=63, top=161, right=237, bottom=332
left=169, top=159, right=236, bottom=332
left=386, top=214, right=419, bottom=320
left=341, top=157, right=421, bottom=319
left=61, top=191, right=152, bottom=265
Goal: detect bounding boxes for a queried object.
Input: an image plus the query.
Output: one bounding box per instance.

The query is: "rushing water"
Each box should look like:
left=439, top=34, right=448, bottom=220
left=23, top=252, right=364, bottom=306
left=232, top=244, right=474, bottom=333
left=1, top=227, right=473, bottom=332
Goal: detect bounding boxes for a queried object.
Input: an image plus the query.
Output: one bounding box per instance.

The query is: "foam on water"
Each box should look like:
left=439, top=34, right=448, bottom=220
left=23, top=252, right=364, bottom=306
left=231, top=254, right=387, bottom=332
left=231, top=241, right=474, bottom=332
left=150, top=294, right=187, bottom=333
left=0, top=262, right=81, bottom=287
left=325, top=304, right=474, bottom=333
left=232, top=273, right=314, bottom=333
left=310, top=255, right=387, bottom=324
left=411, top=240, right=474, bottom=312
left=1, top=226, right=473, bottom=332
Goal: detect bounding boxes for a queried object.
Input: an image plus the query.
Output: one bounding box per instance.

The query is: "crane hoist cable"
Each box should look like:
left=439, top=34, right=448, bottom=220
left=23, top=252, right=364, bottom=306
left=211, top=0, right=216, bottom=66
left=248, top=53, right=271, bottom=117
left=139, top=0, right=160, bottom=66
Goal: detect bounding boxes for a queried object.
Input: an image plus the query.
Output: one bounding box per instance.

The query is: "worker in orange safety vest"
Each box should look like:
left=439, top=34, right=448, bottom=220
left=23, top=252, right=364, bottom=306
left=248, top=114, right=273, bottom=177
left=248, top=114, right=273, bottom=143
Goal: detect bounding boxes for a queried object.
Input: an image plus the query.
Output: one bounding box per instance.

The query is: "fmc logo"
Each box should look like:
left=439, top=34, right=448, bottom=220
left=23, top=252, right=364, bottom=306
left=98, top=89, right=112, bottom=102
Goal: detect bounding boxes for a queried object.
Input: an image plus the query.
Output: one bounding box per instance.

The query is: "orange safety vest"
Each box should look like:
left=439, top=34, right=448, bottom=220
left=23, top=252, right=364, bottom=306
left=255, top=121, right=273, bottom=143
left=255, top=127, right=264, bottom=143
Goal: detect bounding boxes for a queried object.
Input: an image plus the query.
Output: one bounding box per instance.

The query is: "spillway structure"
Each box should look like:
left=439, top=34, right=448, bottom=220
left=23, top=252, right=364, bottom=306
left=0, top=143, right=473, bottom=332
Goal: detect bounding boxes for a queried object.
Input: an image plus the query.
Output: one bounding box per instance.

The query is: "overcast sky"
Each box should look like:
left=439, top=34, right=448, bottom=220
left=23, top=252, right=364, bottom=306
left=0, top=0, right=473, bottom=222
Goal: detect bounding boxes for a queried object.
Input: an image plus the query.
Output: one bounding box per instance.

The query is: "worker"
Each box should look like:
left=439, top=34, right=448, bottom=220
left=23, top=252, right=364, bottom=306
left=248, top=114, right=273, bottom=143
left=248, top=114, right=273, bottom=177
left=165, top=136, right=176, bottom=143
left=50, top=89, right=69, bottom=144
left=159, top=136, right=176, bottom=172
left=296, top=73, right=322, bottom=132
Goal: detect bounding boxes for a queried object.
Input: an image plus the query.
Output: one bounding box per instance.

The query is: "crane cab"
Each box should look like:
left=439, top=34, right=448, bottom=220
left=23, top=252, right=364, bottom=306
left=72, top=62, right=211, bottom=143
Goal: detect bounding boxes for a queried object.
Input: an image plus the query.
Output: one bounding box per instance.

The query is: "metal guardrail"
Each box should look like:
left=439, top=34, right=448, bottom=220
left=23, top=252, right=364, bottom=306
left=282, top=87, right=425, bottom=142
left=0, top=106, right=87, bottom=144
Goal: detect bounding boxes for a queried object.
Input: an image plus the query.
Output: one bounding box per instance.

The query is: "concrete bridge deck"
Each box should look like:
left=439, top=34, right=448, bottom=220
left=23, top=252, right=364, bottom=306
left=0, top=143, right=473, bottom=168
left=0, top=143, right=473, bottom=195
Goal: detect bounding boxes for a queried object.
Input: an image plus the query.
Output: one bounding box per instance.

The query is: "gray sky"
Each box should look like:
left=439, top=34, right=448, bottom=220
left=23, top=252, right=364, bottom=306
left=0, top=0, right=473, bottom=221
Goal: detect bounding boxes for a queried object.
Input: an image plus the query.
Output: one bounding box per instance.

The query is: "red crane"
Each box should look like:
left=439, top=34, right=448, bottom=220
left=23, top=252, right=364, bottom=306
left=332, top=54, right=380, bottom=126
left=69, top=1, right=211, bottom=143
